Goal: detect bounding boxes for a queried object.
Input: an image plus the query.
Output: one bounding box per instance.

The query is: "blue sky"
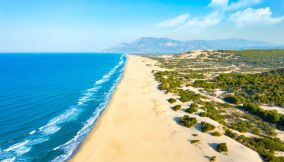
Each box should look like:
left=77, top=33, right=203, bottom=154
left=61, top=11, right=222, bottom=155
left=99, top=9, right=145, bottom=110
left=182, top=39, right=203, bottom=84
left=0, top=0, right=283, bottom=52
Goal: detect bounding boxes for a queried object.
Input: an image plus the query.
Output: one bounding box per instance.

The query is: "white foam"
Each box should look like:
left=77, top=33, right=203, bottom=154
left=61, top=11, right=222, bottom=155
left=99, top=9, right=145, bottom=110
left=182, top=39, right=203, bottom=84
left=51, top=94, right=111, bottom=162
left=2, top=140, right=31, bottom=160
left=39, top=107, right=78, bottom=135
left=1, top=157, right=16, bottom=162
left=4, top=141, right=29, bottom=152
left=29, top=130, right=36, bottom=135
left=78, top=87, right=100, bottom=106
left=0, top=54, right=126, bottom=161
left=51, top=55, right=126, bottom=162
left=14, top=146, right=31, bottom=156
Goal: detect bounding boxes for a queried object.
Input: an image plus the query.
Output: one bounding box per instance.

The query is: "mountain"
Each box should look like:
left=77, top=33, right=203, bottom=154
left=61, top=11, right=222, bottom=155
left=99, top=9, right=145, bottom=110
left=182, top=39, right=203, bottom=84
left=104, top=37, right=283, bottom=54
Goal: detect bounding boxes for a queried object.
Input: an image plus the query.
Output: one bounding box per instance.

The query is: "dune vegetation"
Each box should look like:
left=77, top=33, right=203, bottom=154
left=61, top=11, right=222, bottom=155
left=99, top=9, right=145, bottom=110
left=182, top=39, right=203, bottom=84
left=149, top=49, right=284, bottom=162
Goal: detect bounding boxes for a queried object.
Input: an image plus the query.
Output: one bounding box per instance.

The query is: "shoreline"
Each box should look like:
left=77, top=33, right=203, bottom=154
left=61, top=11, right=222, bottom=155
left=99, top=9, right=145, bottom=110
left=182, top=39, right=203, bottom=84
left=66, top=55, right=129, bottom=161
left=71, top=55, right=262, bottom=162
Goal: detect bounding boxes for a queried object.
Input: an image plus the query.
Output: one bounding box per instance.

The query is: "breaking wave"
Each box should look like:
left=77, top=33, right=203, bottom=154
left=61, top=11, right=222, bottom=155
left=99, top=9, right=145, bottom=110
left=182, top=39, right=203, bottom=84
left=0, top=54, right=126, bottom=162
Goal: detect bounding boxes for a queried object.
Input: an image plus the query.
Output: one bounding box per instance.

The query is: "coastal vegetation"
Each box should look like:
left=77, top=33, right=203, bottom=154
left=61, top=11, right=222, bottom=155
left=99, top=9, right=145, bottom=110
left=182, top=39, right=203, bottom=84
left=218, top=49, right=284, bottom=68
left=211, top=131, right=221, bottom=137
left=241, top=103, right=284, bottom=130
left=150, top=49, right=284, bottom=161
left=217, top=143, right=228, bottom=152
left=210, top=156, right=216, bottom=161
left=225, top=129, right=284, bottom=162
left=185, top=106, right=198, bottom=114
left=190, top=140, right=200, bottom=144
left=180, top=115, right=197, bottom=128
left=193, top=69, right=284, bottom=107
left=200, top=122, right=216, bottom=132
left=168, top=98, right=177, bottom=103
left=173, top=105, right=182, bottom=111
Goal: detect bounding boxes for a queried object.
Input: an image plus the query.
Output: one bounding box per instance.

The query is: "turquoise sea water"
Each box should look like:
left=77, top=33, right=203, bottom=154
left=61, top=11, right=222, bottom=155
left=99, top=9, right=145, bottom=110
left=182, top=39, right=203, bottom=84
left=0, top=53, right=126, bottom=162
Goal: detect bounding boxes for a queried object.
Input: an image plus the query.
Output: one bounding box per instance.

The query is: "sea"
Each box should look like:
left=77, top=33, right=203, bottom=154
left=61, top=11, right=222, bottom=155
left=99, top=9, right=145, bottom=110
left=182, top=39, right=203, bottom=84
left=0, top=53, right=127, bottom=162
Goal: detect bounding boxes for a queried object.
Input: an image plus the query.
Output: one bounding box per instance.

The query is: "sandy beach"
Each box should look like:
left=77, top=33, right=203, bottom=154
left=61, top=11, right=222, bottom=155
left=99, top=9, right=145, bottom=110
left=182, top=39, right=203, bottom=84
left=71, top=55, right=262, bottom=162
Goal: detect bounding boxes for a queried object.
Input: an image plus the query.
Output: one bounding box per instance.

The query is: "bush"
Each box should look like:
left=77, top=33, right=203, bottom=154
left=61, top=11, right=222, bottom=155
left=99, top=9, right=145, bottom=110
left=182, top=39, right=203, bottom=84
left=201, top=122, right=215, bottom=132
left=211, top=131, right=221, bottom=136
left=217, top=143, right=228, bottom=152
left=178, top=90, right=201, bottom=102
left=180, top=115, right=197, bottom=128
left=224, top=128, right=284, bottom=161
left=224, top=95, right=243, bottom=104
left=210, top=156, right=216, bottom=161
left=242, top=103, right=284, bottom=130
left=225, top=129, right=237, bottom=139
left=252, top=128, right=261, bottom=135
left=230, top=121, right=250, bottom=133
left=168, top=98, right=177, bottom=103
left=190, top=103, right=199, bottom=109
left=200, top=102, right=225, bottom=123
left=190, top=140, right=200, bottom=144
left=199, top=112, right=207, bottom=117
left=173, top=105, right=181, bottom=111
left=186, top=107, right=197, bottom=114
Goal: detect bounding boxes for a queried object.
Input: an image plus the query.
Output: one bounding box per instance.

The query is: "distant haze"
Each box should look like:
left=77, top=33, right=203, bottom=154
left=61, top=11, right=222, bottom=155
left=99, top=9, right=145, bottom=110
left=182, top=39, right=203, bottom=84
left=104, top=37, right=284, bottom=54
left=0, top=0, right=284, bottom=52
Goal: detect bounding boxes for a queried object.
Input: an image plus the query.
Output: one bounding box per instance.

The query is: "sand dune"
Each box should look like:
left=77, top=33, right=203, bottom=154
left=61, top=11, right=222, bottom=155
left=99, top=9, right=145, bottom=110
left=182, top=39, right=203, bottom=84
left=71, top=55, right=262, bottom=162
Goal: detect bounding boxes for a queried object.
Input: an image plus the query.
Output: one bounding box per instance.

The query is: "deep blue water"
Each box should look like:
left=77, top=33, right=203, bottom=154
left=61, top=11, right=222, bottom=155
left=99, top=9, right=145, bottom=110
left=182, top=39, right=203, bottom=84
left=0, top=53, right=126, bottom=162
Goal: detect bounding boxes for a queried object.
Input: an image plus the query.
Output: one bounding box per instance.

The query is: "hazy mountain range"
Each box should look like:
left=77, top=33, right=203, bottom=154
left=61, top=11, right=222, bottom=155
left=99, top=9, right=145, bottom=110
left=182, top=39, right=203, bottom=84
left=104, top=37, right=284, bottom=54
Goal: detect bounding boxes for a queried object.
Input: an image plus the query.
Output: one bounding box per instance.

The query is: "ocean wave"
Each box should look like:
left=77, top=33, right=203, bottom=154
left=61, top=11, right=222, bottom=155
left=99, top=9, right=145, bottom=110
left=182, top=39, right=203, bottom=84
left=4, top=141, right=29, bottom=152
left=51, top=103, right=106, bottom=162
left=51, top=55, right=126, bottom=162
left=0, top=54, right=126, bottom=162
left=28, top=130, right=36, bottom=135
left=1, top=140, right=31, bottom=162
left=0, top=157, right=15, bottom=162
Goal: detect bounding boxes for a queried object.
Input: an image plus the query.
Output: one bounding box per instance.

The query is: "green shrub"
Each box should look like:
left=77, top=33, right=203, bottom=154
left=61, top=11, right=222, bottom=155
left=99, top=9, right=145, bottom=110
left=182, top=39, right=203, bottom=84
left=201, top=102, right=225, bottom=123
left=201, top=122, right=216, bottom=132
left=225, top=129, right=237, bottom=139
left=180, top=115, right=197, bottom=128
left=180, top=115, right=190, bottom=122
left=178, top=90, right=201, bottom=102
left=211, top=131, right=221, bottom=136
left=210, top=156, right=216, bottom=161
left=199, top=112, right=207, bottom=117
left=186, top=107, right=197, bottom=114
left=242, top=103, right=284, bottom=130
left=173, top=105, right=181, bottom=111
left=217, top=143, right=228, bottom=152
left=224, top=95, right=243, bottom=104
left=224, top=128, right=284, bottom=161
left=168, top=98, right=177, bottom=103
left=190, top=140, right=200, bottom=144
left=230, top=121, right=250, bottom=133
left=190, top=103, right=199, bottom=109
left=252, top=128, right=261, bottom=136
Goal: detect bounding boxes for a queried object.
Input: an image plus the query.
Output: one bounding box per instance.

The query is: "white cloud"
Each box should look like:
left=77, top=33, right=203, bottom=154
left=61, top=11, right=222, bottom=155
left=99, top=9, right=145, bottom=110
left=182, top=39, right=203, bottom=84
left=229, top=7, right=284, bottom=27
left=156, top=12, right=222, bottom=32
left=156, top=13, right=189, bottom=28
left=180, top=12, right=222, bottom=31
left=228, top=0, right=264, bottom=10
left=209, top=0, right=264, bottom=10
left=209, top=0, right=229, bottom=9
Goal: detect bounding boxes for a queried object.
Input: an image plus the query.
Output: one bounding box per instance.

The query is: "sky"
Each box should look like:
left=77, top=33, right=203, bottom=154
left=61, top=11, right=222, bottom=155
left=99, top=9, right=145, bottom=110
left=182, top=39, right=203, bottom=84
left=0, top=0, right=284, bottom=52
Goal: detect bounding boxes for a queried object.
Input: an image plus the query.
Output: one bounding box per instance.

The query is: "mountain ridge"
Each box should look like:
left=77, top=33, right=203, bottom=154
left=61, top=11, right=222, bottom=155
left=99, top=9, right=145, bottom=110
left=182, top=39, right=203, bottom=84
left=104, top=37, right=283, bottom=54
